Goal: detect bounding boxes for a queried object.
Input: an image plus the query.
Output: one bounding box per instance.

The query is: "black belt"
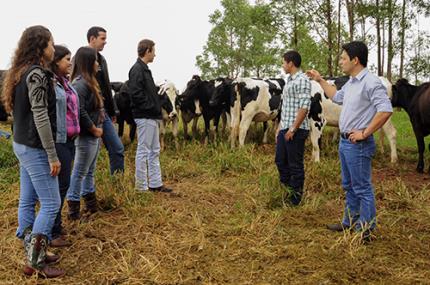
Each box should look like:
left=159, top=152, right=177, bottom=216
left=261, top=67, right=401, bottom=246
left=340, top=132, right=350, bottom=139
left=340, top=132, right=370, bottom=142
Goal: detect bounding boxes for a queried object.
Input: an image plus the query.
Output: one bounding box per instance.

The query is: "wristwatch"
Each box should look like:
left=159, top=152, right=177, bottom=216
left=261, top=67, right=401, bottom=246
left=289, top=127, right=296, bottom=134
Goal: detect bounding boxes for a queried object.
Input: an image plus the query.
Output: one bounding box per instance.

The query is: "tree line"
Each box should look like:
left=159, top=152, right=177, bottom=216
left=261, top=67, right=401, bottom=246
left=196, top=0, right=430, bottom=84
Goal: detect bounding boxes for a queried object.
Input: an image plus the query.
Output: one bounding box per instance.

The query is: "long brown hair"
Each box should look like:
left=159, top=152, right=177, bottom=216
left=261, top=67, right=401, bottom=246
left=71, top=47, right=103, bottom=108
left=1, top=25, right=52, bottom=113
left=50, top=45, right=71, bottom=77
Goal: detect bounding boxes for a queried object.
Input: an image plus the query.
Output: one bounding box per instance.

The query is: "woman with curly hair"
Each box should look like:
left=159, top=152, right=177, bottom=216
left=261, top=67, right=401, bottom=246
left=66, top=46, right=104, bottom=221
left=1, top=25, right=65, bottom=278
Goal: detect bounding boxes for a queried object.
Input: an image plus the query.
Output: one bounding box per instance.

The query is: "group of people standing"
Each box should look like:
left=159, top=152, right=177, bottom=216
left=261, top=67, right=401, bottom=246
left=1, top=25, right=171, bottom=278
left=276, top=42, right=393, bottom=243
left=1, top=23, right=393, bottom=279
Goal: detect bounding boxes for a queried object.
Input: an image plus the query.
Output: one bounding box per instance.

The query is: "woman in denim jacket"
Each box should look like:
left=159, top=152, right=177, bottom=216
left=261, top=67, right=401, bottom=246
left=66, top=47, right=104, bottom=221
left=49, top=45, right=80, bottom=247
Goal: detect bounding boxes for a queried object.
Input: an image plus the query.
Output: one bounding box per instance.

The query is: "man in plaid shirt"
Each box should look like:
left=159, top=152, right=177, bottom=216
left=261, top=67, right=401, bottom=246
left=275, top=50, right=311, bottom=206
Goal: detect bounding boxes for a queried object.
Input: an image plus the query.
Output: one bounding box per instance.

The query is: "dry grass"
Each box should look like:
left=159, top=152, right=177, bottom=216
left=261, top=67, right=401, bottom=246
left=1, top=119, right=430, bottom=284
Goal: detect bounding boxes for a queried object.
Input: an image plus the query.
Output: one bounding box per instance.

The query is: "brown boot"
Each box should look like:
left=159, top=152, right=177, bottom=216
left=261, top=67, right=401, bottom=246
left=83, top=192, right=97, bottom=214
left=45, top=251, right=61, bottom=264
left=50, top=236, right=71, bottom=248
left=23, top=234, right=65, bottom=278
left=67, top=200, right=80, bottom=221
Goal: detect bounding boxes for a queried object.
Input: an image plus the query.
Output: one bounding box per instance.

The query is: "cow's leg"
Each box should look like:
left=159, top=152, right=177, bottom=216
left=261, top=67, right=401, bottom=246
left=378, top=129, right=386, bottom=154
left=182, top=113, right=190, bottom=140
left=310, top=122, right=322, bottom=163
left=221, top=112, right=227, bottom=134
left=230, top=113, right=240, bottom=148
left=262, top=122, right=269, bottom=144
left=414, top=132, right=425, bottom=173
left=239, top=117, right=253, bottom=146
left=172, top=117, right=179, bottom=150
left=381, top=119, right=398, bottom=163
left=160, top=120, right=166, bottom=151
left=192, top=117, right=199, bottom=138
left=118, top=118, right=124, bottom=138
left=213, top=113, right=221, bottom=142
left=130, top=123, right=137, bottom=142
left=203, top=115, right=211, bottom=144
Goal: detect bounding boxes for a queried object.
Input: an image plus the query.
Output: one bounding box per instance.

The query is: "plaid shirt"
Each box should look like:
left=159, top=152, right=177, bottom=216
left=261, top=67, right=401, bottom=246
left=279, top=71, right=311, bottom=131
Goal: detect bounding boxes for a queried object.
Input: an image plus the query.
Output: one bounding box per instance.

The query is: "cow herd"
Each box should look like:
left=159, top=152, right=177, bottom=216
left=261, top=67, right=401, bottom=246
left=1, top=72, right=430, bottom=173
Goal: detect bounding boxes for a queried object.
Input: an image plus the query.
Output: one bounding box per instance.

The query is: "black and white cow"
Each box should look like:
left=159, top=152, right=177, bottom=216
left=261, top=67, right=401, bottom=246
left=229, top=77, right=285, bottom=147
left=157, top=80, right=180, bottom=150
left=392, top=79, right=430, bottom=173
left=309, top=76, right=398, bottom=163
left=178, top=75, right=224, bottom=142
left=111, top=81, right=178, bottom=149
left=112, top=81, right=136, bottom=142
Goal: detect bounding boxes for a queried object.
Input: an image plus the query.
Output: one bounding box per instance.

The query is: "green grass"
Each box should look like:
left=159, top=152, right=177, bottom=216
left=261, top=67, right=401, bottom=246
left=0, top=115, right=430, bottom=284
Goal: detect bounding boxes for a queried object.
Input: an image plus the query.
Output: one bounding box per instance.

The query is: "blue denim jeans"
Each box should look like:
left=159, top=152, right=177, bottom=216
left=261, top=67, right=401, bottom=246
left=339, top=136, right=376, bottom=231
left=275, top=128, right=309, bottom=205
left=134, top=118, right=163, bottom=191
left=13, top=142, right=61, bottom=241
left=52, top=140, right=75, bottom=238
left=102, top=116, right=124, bottom=174
left=67, top=136, right=100, bottom=201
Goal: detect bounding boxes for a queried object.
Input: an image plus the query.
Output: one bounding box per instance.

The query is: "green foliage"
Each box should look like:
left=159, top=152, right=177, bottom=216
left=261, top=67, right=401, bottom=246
left=196, top=0, right=280, bottom=79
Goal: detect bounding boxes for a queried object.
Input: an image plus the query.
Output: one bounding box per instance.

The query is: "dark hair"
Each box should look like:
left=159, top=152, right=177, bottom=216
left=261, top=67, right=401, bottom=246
left=1, top=25, right=52, bottom=113
left=137, top=39, right=155, bottom=57
left=50, top=45, right=71, bottom=76
left=342, top=41, right=368, bottom=67
left=283, top=50, right=302, bottom=68
left=87, top=26, right=107, bottom=43
left=71, top=47, right=103, bottom=108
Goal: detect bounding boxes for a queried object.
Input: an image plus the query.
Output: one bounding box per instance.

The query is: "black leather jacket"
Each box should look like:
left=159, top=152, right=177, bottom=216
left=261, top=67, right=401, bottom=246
left=127, top=59, right=162, bottom=120
left=96, top=52, right=119, bottom=118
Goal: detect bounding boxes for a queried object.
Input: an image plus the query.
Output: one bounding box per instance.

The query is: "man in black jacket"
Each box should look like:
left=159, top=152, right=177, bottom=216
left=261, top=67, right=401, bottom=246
left=128, top=39, right=172, bottom=193
left=87, top=26, right=124, bottom=174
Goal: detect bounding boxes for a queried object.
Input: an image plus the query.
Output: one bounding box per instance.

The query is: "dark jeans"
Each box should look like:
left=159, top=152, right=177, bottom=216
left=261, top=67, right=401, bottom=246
left=52, top=140, right=75, bottom=238
left=102, top=116, right=125, bottom=174
left=275, top=128, right=309, bottom=205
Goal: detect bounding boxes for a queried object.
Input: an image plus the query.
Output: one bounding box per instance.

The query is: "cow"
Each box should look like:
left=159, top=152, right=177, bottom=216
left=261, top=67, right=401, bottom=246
left=309, top=76, right=398, bottom=163
left=0, top=70, right=9, bottom=121
left=229, top=77, right=285, bottom=147
left=111, top=81, right=178, bottom=150
left=392, top=79, right=430, bottom=173
left=178, top=75, right=224, bottom=143
left=157, top=80, right=180, bottom=150
left=111, top=81, right=136, bottom=142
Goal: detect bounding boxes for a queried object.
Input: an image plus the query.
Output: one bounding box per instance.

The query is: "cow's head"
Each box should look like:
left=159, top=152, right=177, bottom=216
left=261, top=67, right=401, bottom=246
left=157, top=81, right=178, bottom=119
left=392, top=78, right=418, bottom=108
left=209, top=77, right=233, bottom=107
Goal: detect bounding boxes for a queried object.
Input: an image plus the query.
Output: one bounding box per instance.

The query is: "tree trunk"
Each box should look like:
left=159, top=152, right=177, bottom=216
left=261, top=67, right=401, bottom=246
left=292, top=0, right=298, bottom=48
left=386, top=0, right=394, bottom=81
left=326, top=0, right=334, bottom=76
left=345, top=0, right=355, bottom=41
left=335, top=0, right=342, bottom=75
left=399, top=0, right=407, bottom=78
left=381, top=17, right=385, bottom=75
left=376, top=0, right=383, bottom=76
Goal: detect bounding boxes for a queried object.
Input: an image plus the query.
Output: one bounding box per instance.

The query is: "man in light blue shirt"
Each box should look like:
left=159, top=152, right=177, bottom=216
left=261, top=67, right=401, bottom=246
left=307, top=41, right=392, bottom=242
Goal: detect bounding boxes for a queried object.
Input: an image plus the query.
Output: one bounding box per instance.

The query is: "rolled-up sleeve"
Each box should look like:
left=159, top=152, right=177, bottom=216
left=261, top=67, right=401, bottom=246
left=298, top=78, right=311, bottom=110
left=369, top=82, right=393, bottom=113
left=332, top=87, right=345, bottom=105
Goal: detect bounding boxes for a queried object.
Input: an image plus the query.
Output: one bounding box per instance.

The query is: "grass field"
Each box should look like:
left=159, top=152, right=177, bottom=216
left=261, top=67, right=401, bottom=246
left=0, top=110, right=430, bottom=284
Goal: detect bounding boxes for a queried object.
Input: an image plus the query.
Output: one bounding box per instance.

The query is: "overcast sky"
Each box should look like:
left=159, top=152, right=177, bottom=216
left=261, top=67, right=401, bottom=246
left=0, top=1, right=428, bottom=90
left=0, top=0, right=222, bottom=91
